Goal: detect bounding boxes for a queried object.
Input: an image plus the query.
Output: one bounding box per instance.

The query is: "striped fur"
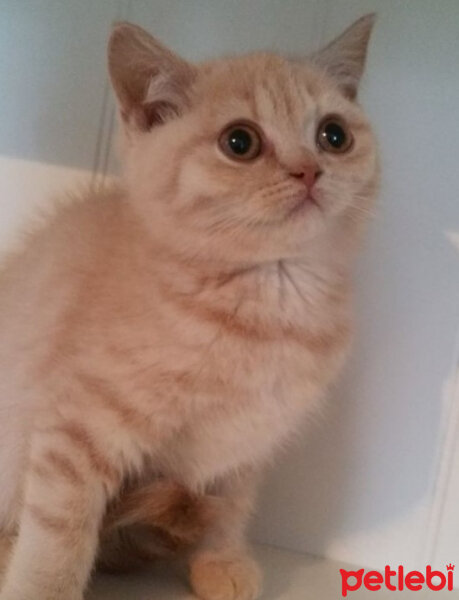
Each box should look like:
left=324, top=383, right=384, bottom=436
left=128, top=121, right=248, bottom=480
left=0, top=15, right=377, bottom=600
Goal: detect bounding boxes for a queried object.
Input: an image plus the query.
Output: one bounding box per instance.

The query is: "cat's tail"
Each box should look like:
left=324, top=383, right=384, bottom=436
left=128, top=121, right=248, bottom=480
left=97, top=479, right=219, bottom=573
left=0, top=534, right=14, bottom=586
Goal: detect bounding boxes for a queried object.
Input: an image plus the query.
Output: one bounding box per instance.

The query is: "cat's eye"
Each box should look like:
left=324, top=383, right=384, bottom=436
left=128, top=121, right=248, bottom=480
left=316, top=116, right=353, bottom=154
left=218, top=123, right=262, bottom=161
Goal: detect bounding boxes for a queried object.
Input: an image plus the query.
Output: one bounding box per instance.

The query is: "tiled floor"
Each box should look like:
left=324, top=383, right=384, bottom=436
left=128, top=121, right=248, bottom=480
left=87, top=544, right=456, bottom=599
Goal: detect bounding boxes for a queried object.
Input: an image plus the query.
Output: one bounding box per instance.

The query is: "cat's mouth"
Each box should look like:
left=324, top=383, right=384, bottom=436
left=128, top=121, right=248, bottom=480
left=285, top=191, right=322, bottom=220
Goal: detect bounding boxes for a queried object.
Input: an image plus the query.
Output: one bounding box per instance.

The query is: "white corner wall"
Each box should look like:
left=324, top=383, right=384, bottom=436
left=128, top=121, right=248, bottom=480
left=1, top=0, right=459, bottom=575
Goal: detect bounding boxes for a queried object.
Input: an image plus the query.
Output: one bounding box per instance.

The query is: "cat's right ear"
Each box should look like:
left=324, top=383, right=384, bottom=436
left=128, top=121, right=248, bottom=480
left=311, top=14, right=375, bottom=100
left=108, top=22, right=196, bottom=132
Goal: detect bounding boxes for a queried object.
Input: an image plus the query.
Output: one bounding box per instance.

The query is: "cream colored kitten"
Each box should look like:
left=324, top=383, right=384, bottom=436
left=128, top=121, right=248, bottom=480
left=0, top=14, right=378, bottom=600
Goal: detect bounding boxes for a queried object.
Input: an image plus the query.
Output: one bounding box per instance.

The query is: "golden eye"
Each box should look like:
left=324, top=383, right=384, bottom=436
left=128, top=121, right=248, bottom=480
left=218, top=123, right=262, bottom=161
left=317, top=116, right=353, bottom=154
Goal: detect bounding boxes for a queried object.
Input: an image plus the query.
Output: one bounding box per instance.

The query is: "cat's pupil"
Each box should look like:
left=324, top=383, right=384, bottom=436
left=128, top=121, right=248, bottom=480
left=228, top=129, right=252, bottom=155
left=324, top=122, right=346, bottom=148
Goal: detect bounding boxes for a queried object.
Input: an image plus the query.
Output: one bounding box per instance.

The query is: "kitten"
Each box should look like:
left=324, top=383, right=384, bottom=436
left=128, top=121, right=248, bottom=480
left=0, top=14, right=378, bottom=600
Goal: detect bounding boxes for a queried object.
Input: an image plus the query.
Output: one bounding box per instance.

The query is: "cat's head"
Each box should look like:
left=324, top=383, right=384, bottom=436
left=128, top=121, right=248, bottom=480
left=108, top=15, right=379, bottom=265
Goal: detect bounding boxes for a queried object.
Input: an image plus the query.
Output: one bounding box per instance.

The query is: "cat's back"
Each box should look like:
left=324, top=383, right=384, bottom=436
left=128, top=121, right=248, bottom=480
left=1, top=187, right=123, bottom=332
left=0, top=184, right=142, bottom=400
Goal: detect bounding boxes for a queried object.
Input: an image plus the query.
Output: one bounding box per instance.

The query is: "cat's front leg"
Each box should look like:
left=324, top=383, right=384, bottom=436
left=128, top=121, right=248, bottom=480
left=0, top=421, right=118, bottom=600
left=189, top=468, right=262, bottom=600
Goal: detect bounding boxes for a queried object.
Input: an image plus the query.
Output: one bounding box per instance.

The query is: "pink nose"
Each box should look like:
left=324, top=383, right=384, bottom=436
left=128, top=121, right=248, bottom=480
left=290, top=165, right=322, bottom=189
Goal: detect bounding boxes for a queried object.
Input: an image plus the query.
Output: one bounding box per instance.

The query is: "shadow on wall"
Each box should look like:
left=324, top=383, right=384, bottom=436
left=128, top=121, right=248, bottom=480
left=252, top=216, right=459, bottom=568
left=251, top=0, right=459, bottom=569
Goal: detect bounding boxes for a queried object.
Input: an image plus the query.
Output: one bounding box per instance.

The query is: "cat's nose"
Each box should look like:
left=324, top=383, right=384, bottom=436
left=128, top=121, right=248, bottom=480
left=289, top=164, right=322, bottom=189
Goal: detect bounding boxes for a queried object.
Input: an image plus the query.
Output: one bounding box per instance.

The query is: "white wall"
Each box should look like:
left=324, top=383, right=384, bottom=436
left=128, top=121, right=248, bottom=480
left=1, top=0, right=458, bottom=573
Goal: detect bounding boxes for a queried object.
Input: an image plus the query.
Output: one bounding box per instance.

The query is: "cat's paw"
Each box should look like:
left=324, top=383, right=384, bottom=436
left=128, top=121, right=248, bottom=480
left=189, top=551, right=262, bottom=600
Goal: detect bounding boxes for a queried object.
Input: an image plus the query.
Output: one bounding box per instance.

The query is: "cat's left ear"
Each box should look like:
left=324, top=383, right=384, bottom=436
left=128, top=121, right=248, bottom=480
left=108, top=22, right=196, bottom=131
left=312, top=14, right=376, bottom=99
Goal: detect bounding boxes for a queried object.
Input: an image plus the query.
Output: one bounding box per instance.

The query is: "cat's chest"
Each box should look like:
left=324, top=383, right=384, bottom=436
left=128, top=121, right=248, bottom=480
left=156, top=390, right=303, bottom=490
left=112, top=267, right=350, bottom=485
left=154, top=340, right=333, bottom=489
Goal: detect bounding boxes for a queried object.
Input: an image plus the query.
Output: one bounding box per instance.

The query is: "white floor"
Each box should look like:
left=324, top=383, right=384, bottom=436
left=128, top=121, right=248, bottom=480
left=87, top=544, right=455, bottom=599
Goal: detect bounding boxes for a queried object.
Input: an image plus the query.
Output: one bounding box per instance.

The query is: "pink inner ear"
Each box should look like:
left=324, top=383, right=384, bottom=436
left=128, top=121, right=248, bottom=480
left=133, top=100, right=179, bottom=130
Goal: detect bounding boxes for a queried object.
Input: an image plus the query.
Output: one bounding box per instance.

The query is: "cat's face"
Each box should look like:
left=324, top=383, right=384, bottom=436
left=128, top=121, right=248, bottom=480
left=109, top=17, right=379, bottom=264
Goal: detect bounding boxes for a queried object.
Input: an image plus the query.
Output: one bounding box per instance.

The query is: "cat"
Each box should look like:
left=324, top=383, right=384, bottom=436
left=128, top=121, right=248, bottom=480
left=0, top=13, right=378, bottom=600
